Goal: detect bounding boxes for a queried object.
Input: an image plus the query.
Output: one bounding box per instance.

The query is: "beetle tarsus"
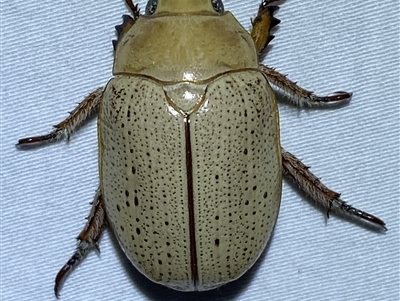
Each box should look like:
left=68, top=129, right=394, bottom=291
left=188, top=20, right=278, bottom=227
left=17, top=131, right=61, bottom=145
left=55, top=241, right=91, bottom=298
left=340, top=204, right=387, bottom=231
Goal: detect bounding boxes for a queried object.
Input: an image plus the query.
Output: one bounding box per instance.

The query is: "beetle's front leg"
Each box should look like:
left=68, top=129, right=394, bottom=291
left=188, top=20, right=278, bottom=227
left=251, top=0, right=281, bottom=54
left=55, top=188, right=107, bottom=298
left=282, top=149, right=387, bottom=230
left=17, top=87, right=103, bottom=145
left=260, top=65, right=352, bottom=106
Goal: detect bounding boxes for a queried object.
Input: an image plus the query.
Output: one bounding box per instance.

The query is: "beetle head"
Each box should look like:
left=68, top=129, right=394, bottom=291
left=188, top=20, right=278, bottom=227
left=146, top=0, right=224, bottom=15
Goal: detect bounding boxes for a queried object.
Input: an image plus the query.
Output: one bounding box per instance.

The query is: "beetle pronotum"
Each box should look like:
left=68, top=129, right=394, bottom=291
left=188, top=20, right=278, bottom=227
left=18, top=0, right=386, bottom=297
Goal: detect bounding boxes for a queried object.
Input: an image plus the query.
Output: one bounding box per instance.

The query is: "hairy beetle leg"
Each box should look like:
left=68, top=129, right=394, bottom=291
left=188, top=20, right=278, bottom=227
left=55, top=188, right=106, bottom=298
left=282, top=149, right=387, bottom=230
left=17, top=87, right=103, bottom=145
left=260, top=65, right=352, bottom=106
left=251, top=0, right=281, bottom=54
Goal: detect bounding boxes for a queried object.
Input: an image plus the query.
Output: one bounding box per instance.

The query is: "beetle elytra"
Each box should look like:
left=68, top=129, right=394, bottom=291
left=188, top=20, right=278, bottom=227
left=18, top=0, right=387, bottom=297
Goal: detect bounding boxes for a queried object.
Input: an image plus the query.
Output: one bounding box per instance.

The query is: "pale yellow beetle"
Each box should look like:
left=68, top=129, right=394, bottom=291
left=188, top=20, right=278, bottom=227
left=18, top=0, right=386, bottom=297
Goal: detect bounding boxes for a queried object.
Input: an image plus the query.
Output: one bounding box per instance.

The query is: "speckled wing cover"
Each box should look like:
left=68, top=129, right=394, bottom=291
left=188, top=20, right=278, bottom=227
left=99, top=70, right=282, bottom=291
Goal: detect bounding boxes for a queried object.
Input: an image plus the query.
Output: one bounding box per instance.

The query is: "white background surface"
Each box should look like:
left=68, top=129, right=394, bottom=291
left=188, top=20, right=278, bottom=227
left=1, top=0, right=399, bottom=300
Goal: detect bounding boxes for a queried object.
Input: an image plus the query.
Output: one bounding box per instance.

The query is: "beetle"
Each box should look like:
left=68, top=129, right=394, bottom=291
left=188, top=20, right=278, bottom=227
left=18, top=0, right=387, bottom=297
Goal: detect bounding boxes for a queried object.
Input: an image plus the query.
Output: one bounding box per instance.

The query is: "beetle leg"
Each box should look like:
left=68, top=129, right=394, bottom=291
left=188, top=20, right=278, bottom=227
left=55, top=188, right=106, bottom=298
left=282, top=149, right=387, bottom=230
left=251, top=0, right=281, bottom=54
left=113, top=1, right=140, bottom=51
left=260, top=65, right=352, bottom=106
left=125, top=0, right=140, bottom=19
left=17, top=87, right=103, bottom=145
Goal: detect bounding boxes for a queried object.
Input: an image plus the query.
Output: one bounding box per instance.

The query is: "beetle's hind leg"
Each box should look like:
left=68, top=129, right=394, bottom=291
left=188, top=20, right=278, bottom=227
left=251, top=0, right=281, bottom=54
left=260, top=65, right=352, bottom=106
left=17, top=87, right=103, bottom=145
left=282, top=149, right=387, bottom=230
left=55, top=188, right=106, bottom=298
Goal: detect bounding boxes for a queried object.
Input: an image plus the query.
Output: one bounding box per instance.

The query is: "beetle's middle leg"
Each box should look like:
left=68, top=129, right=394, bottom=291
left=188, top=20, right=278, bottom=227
left=282, top=148, right=387, bottom=230
left=54, top=187, right=106, bottom=298
left=259, top=65, right=352, bottom=106
left=17, top=87, right=103, bottom=145
left=251, top=0, right=281, bottom=54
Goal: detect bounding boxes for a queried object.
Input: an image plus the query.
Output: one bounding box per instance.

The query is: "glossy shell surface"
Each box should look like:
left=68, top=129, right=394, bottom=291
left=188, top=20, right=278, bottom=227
left=98, top=0, right=282, bottom=291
